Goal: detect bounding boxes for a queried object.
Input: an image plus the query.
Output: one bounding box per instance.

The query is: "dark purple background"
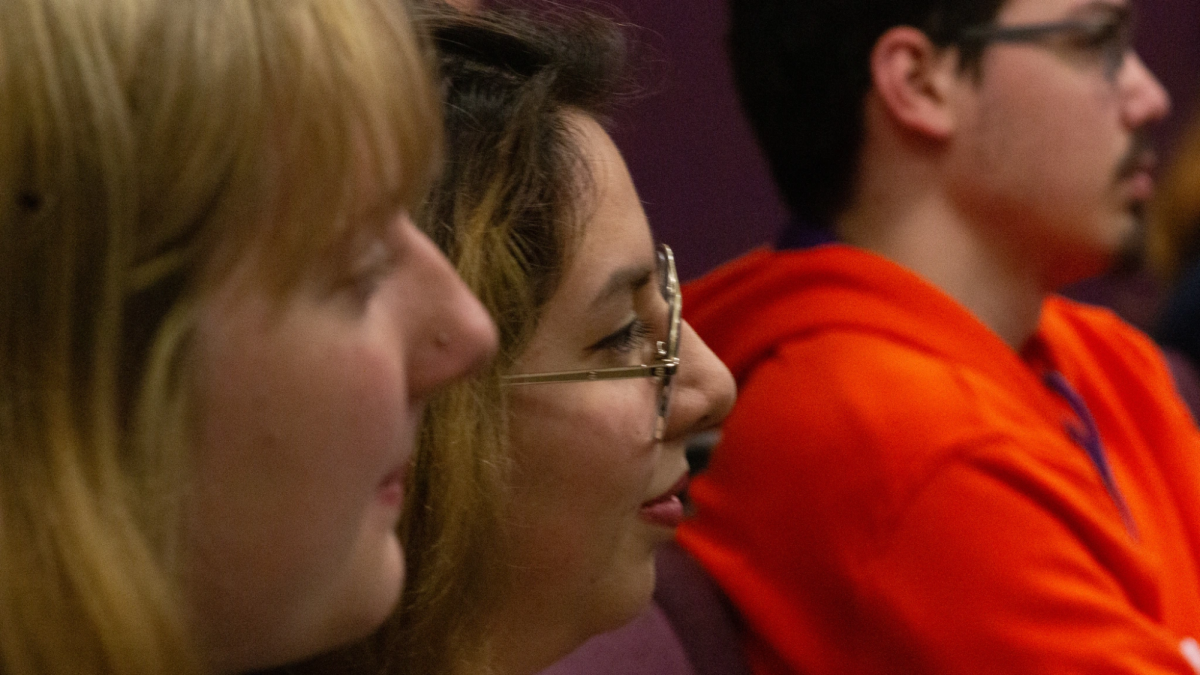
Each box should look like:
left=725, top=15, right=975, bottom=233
left=596, top=0, right=1200, bottom=282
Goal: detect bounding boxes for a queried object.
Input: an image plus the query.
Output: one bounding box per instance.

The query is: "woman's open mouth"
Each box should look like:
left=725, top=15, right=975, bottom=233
left=638, top=474, right=689, bottom=528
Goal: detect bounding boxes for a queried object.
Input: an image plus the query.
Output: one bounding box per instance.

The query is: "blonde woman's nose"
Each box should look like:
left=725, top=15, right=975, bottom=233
left=403, top=226, right=498, bottom=400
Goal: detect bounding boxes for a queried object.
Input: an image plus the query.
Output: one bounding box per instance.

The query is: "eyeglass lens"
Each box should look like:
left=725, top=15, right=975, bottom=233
left=1099, top=12, right=1132, bottom=79
left=1067, top=6, right=1132, bottom=80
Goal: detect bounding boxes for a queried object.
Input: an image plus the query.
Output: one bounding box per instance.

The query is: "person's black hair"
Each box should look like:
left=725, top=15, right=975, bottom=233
left=728, top=0, right=1008, bottom=228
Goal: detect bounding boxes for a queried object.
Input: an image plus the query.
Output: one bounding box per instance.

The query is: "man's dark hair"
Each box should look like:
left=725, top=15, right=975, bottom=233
left=729, top=0, right=1007, bottom=228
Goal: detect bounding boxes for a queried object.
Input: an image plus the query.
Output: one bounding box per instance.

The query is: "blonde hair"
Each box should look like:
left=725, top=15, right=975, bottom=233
left=0, top=0, right=439, bottom=672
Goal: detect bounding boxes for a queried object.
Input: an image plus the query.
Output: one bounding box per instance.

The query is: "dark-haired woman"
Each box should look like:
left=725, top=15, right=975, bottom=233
left=396, top=8, right=736, bottom=674
left=278, top=7, right=735, bottom=675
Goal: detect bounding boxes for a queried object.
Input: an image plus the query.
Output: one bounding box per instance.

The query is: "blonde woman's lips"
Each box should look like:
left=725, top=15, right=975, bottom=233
left=638, top=473, right=689, bottom=528
left=377, top=467, right=406, bottom=508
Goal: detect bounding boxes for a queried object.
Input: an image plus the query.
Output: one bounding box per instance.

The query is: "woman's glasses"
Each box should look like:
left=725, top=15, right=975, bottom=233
left=502, top=243, right=681, bottom=441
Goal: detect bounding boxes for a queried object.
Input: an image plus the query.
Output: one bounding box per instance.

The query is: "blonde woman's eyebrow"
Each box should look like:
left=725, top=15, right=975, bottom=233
left=590, top=264, right=653, bottom=310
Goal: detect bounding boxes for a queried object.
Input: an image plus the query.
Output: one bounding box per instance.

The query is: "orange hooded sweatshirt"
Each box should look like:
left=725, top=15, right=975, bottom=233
left=679, top=245, right=1200, bottom=675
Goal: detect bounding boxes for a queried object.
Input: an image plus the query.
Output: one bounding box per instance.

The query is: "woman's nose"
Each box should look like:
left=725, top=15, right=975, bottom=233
left=662, top=320, right=735, bottom=442
left=403, top=225, right=498, bottom=401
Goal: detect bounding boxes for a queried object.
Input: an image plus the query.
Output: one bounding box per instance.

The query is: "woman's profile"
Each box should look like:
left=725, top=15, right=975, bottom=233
left=389, top=8, right=735, bottom=674
left=0, top=0, right=495, bottom=672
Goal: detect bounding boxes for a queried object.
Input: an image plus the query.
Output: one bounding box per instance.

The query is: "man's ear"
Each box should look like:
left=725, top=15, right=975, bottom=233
left=869, top=27, right=961, bottom=140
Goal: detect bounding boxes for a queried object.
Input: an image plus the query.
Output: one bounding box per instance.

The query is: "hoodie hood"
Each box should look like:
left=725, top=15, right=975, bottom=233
left=682, top=245, right=1055, bottom=408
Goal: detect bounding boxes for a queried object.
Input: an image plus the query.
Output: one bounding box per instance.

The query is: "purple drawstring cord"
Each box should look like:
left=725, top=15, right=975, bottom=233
left=1043, top=371, right=1139, bottom=539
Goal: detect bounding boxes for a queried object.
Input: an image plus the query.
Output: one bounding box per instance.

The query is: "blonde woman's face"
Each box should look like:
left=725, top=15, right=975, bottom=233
left=499, top=115, right=736, bottom=652
left=186, top=211, right=496, bottom=672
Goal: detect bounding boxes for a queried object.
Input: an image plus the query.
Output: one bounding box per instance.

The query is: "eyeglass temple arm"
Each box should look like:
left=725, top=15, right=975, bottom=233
left=506, top=243, right=681, bottom=388
left=502, top=360, right=678, bottom=386
left=959, top=18, right=1107, bottom=43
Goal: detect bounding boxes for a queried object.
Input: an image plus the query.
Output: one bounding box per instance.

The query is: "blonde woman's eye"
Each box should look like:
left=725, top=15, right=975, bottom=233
left=342, top=239, right=398, bottom=305
left=588, top=318, right=652, bottom=355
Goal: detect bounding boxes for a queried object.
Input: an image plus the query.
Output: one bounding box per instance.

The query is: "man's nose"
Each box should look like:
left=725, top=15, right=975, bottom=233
left=1119, top=51, right=1171, bottom=130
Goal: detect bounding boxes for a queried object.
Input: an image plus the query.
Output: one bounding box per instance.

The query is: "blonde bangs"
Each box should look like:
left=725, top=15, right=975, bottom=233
left=250, top=0, right=442, bottom=292
left=130, top=0, right=441, bottom=299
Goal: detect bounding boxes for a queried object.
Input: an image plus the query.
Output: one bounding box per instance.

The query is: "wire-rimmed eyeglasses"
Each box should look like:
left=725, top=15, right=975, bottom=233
left=957, top=3, right=1133, bottom=82
left=502, top=243, right=681, bottom=441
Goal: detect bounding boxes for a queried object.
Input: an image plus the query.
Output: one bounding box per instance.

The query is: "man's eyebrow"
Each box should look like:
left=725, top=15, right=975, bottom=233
left=590, top=264, right=654, bottom=310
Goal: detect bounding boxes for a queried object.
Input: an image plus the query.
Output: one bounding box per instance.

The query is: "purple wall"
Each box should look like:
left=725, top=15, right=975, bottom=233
left=1139, top=0, right=1200, bottom=153
left=602, top=1, right=787, bottom=281
left=598, top=0, right=1200, bottom=282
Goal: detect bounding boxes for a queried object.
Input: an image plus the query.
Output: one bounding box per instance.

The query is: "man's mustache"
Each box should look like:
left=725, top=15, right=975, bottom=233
left=1116, top=131, right=1157, bottom=182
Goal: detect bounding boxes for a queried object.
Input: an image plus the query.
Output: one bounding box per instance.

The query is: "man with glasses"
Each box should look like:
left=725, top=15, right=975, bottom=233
left=679, top=0, right=1200, bottom=673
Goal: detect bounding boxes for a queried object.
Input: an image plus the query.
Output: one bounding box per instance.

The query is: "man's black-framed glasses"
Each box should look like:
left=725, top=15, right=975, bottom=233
left=956, top=2, right=1133, bottom=82
left=502, top=243, right=681, bottom=441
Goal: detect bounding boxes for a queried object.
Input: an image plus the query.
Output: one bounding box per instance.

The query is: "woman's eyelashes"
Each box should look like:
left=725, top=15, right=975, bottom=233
left=588, top=318, right=653, bottom=357
left=340, top=237, right=399, bottom=306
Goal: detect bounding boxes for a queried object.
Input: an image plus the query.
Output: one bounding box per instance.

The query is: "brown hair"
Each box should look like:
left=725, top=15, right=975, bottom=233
left=0, top=0, right=439, bottom=672
left=396, top=8, right=627, bottom=673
